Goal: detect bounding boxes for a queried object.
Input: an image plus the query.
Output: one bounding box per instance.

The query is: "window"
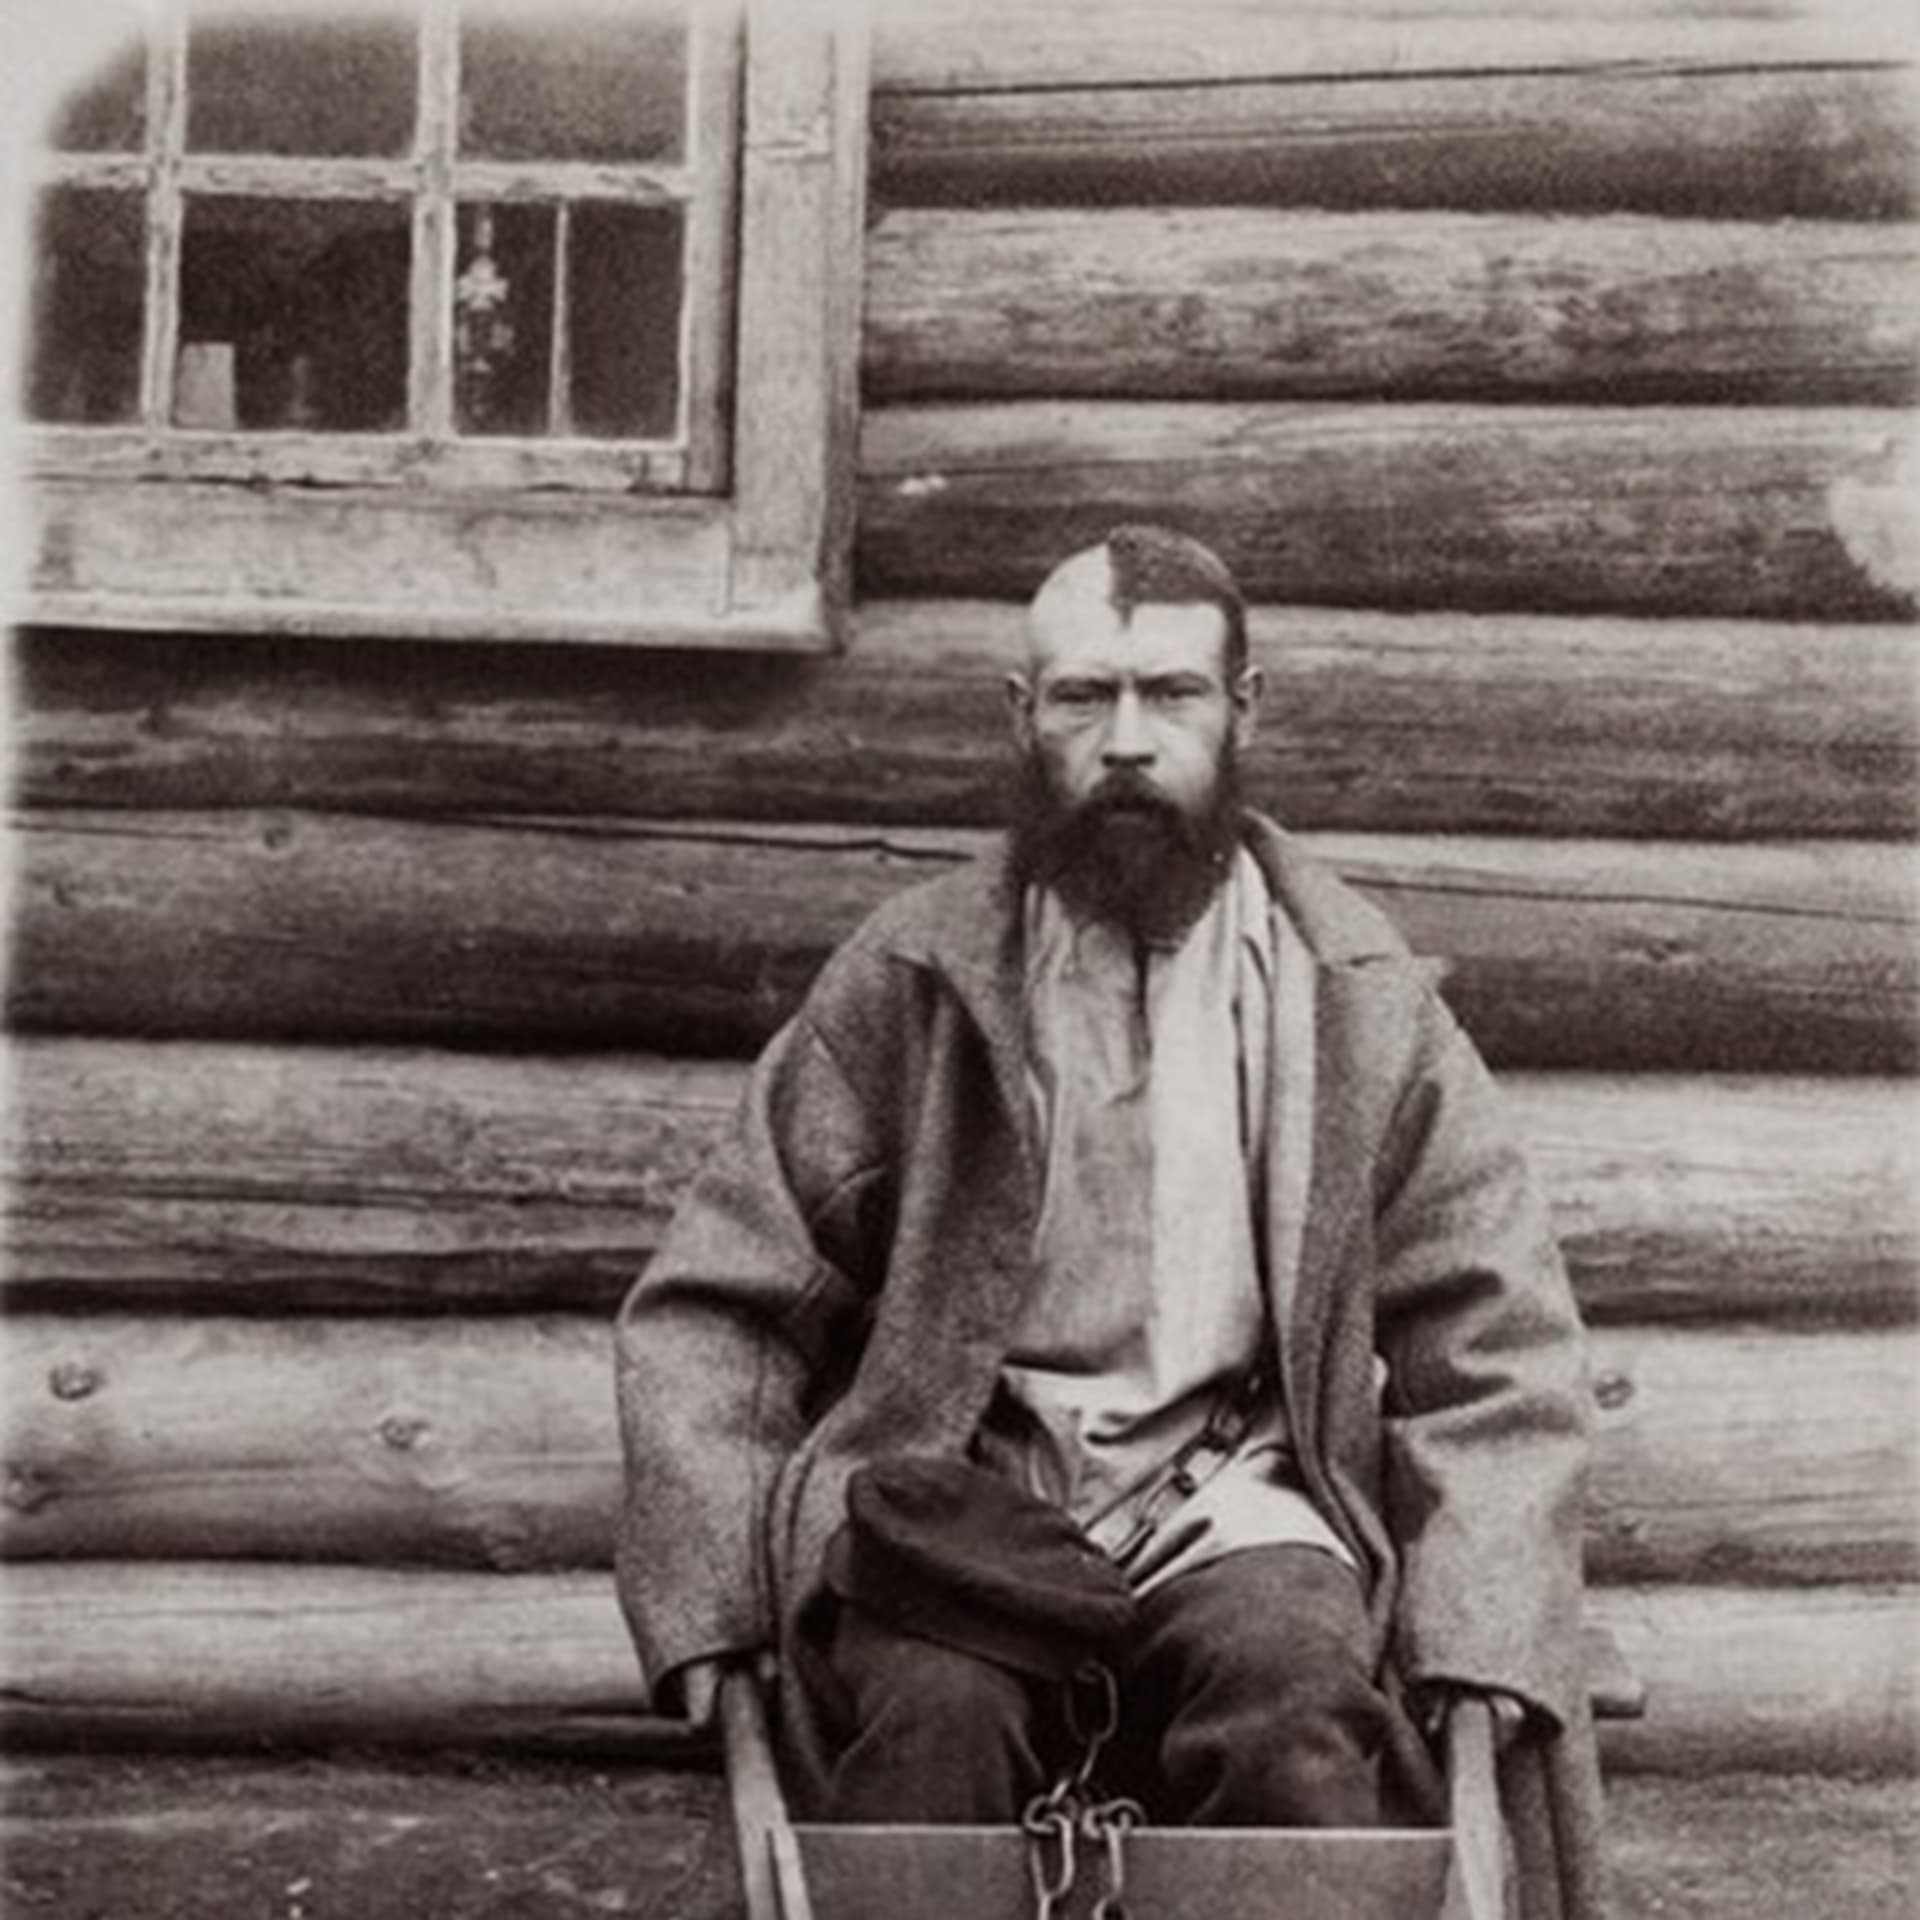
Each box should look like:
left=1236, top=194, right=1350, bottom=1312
left=21, top=0, right=868, bottom=649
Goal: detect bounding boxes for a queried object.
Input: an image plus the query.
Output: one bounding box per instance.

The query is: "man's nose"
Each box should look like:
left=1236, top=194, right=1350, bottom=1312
left=1101, top=687, right=1154, bottom=766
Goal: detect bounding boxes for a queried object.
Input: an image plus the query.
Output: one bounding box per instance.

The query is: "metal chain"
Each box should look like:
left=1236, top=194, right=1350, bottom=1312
left=1063, top=1662, right=1120, bottom=1796
left=1022, top=1664, right=1146, bottom=1920
left=1086, top=1797, right=1144, bottom=1920
left=1022, top=1800, right=1078, bottom=1920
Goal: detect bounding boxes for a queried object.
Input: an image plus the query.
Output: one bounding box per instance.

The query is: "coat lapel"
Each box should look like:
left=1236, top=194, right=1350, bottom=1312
left=882, top=838, right=1040, bottom=1187
left=1244, top=820, right=1407, bottom=1472
left=1260, top=904, right=1320, bottom=1437
left=870, top=841, right=1046, bottom=1366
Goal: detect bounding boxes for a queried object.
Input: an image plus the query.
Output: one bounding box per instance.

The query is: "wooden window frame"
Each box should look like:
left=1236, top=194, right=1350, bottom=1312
left=20, top=0, right=868, bottom=652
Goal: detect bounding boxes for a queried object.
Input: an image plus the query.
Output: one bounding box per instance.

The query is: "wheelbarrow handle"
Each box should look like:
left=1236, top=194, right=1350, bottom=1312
left=1443, top=1695, right=1506, bottom=1920
left=722, top=1664, right=816, bottom=1920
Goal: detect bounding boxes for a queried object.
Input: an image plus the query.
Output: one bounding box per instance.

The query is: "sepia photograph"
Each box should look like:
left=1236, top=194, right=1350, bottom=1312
left=1, top=0, right=1915, bottom=1914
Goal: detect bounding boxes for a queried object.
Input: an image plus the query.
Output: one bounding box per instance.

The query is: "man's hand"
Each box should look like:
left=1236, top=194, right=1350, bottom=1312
left=1419, top=1683, right=1532, bottom=1753
left=670, top=1658, right=727, bottom=1731
left=1452, top=1686, right=1530, bottom=1753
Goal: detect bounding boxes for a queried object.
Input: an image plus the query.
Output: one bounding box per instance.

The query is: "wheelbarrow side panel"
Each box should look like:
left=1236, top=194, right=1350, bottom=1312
left=791, top=1825, right=1455, bottom=1920
left=722, top=1671, right=1508, bottom=1920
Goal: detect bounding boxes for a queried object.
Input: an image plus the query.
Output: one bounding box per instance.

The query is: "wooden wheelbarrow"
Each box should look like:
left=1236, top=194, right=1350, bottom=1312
left=719, top=1632, right=1642, bottom=1920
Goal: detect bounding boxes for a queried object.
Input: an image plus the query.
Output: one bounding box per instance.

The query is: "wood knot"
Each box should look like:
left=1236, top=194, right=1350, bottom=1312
left=1621, top=933, right=1696, bottom=968
left=1593, top=1371, right=1635, bottom=1412
left=48, top=1362, right=101, bottom=1401
left=378, top=1414, right=431, bottom=1452
left=5, top=1464, right=57, bottom=1513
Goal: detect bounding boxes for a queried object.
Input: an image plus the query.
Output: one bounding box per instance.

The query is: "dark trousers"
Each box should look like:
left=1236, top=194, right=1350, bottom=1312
left=815, top=1544, right=1390, bottom=1827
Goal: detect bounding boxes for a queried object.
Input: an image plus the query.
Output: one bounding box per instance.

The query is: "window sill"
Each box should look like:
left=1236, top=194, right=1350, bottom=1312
left=22, top=476, right=841, bottom=652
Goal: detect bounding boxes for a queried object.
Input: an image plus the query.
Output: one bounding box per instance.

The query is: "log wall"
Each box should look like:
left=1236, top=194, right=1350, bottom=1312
left=19, top=605, right=1916, bottom=837
left=10, top=1043, right=1913, bottom=1322
left=1, top=1563, right=1907, bottom=1773
left=864, top=211, right=1920, bottom=404
left=4, top=0, right=1915, bottom=1780
left=12, top=816, right=1915, bottom=1068
left=3, top=1313, right=1912, bottom=1586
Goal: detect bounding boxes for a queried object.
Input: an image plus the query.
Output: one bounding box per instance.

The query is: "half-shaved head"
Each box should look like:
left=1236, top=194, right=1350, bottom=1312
left=1007, top=528, right=1258, bottom=943
left=1028, top=526, right=1248, bottom=682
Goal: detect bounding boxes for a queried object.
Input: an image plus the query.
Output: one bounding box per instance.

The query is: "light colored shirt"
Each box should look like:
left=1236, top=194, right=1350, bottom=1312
left=975, top=847, right=1352, bottom=1592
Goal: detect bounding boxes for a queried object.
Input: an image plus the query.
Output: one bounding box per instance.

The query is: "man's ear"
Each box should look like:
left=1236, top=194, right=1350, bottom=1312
left=1005, top=671, right=1036, bottom=747
left=1230, top=665, right=1263, bottom=748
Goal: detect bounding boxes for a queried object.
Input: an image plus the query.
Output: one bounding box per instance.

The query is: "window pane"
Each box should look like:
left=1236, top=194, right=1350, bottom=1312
left=187, top=7, right=417, bottom=157
left=177, top=196, right=410, bottom=430
left=458, top=0, right=685, bottom=164
left=49, top=36, right=147, bottom=151
left=25, top=189, right=145, bottom=424
left=568, top=203, right=683, bottom=439
left=453, top=202, right=554, bottom=436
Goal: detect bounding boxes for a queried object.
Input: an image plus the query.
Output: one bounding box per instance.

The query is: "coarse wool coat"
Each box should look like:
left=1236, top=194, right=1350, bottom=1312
left=614, top=817, right=1607, bottom=1920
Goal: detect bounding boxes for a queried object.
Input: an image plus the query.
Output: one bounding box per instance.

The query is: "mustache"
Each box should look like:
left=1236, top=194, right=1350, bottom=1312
left=1080, top=768, right=1179, bottom=817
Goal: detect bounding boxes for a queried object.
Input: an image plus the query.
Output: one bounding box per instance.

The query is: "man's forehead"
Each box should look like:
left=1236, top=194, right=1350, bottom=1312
left=1027, top=551, right=1230, bottom=678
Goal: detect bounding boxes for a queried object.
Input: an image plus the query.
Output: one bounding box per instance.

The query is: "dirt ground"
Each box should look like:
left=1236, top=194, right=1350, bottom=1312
left=2, top=1755, right=1913, bottom=1919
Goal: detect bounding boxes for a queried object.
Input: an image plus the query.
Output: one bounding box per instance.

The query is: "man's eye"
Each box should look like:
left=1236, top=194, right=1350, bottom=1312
left=1050, top=685, right=1107, bottom=709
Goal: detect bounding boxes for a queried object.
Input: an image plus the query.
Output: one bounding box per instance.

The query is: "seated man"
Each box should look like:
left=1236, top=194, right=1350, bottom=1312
left=615, top=527, right=1604, bottom=1914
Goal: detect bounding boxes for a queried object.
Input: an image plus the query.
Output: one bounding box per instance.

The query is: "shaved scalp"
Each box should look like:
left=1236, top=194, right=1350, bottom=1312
left=1028, top=525, right=1248, bottom=679
left=1027, top=544, right=1117, bottom=665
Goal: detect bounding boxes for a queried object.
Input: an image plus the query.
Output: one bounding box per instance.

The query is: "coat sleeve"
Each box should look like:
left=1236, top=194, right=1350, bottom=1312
left=612, top=970, right=894, bottom=1713
left=1371, top=986, right=1593, bottom=1733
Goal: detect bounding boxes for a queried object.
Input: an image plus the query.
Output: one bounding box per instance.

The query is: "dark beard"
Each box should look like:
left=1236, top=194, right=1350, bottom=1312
left=1010, top=751, right=1245, bottom=946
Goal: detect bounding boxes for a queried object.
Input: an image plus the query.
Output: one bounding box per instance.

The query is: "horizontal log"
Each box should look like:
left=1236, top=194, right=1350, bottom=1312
left=871, top=0, right=1915, bottom=92
left=1505, top=1076, right=1920, bottom=1327
left=12, top=817, right=1914, bottom=1071
left=865, top=210, right=1920, bottom=405
left=0, top=1564, right=686, bottom=1756
left=4, top=1316, right=1911, bottom=1585
left=872, top=65, right=1919, bottom=220
left=0, top=1317, right=624, bottom=1573
left=3, top=1039, right=732, bottom=1309
left=18, top=605, right=1917, bottom=840
left=9, top=1040, right=1917, bottom=1323
left=1307, top=832, right=1917, bottom=1075
left=858, top=404, right=1919, bottom=620
left=1581, top=1327, right=1918, bottom=1584
left=1, top=1562, right=1911, bottom=1770
left=1592, top=1584, right=1920, bottom=1774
